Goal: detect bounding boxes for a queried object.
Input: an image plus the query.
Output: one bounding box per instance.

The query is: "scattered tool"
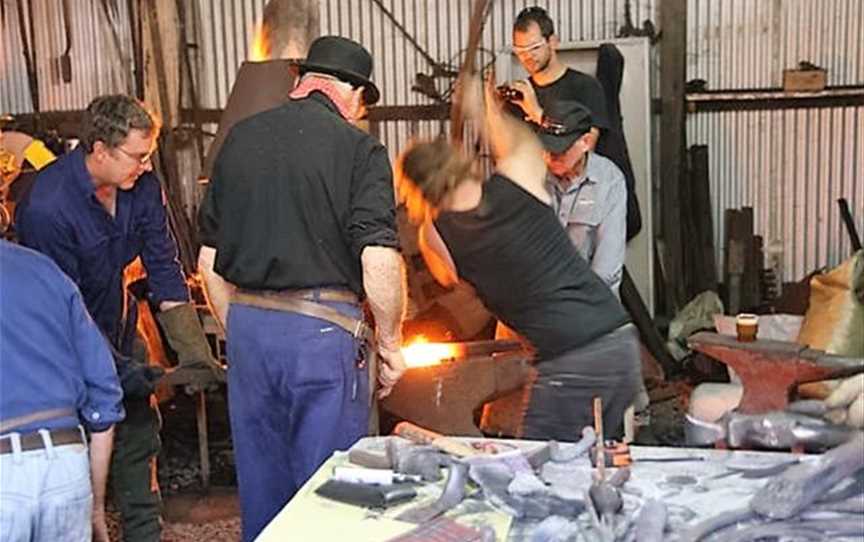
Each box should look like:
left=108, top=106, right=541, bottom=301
left=393, top=421, right=481, bottom=457
left=685, top=409, right=855, bottom=451
left=331, top=466, right=421, bottom=485
left=588, top=397, right=625, bottom=541
left=593, top=397, right=606, bottom=481
left=590, top=440, right=632, bottom=468
left=590, top=440, right=706, bottom=467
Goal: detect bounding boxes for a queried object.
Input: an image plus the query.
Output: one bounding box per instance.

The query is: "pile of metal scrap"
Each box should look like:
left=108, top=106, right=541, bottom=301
left=385, top=422, right=674, bottom=541
left=339, top=420, right=863, bottom=541
left=683, top=433, right=864, bottom=541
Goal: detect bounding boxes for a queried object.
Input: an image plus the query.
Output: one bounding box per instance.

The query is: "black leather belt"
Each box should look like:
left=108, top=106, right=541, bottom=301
left=0, top=427, right=85, bottom=455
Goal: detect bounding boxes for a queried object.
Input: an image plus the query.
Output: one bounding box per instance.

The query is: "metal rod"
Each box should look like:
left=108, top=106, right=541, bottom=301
left=369, top=0, right=438, bottom=70
left=837, top=198, right=863, bottom=251
left=196, top=389, right=210, bottom=489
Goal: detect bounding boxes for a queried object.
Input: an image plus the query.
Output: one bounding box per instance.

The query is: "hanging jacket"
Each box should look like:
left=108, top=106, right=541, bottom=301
left=595, top=43, right=643, bottom=241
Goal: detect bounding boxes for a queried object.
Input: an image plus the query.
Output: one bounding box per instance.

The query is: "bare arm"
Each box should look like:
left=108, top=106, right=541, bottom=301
left=361, top=245, right=407, bottom=397
left=197, top=246, right=234, bottom=332
left=474, top=76, right=549, bottom=204
left=418, top=220, right=459, bottom=287
left=89, top=426, right=114, bottom=542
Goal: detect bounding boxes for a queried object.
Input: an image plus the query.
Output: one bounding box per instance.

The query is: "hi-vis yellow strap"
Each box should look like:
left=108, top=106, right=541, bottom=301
left=23, top=140, right=56, bottom=170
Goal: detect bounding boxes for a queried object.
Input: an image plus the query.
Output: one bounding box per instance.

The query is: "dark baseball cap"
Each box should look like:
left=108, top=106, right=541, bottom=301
left=535, top=100, right=593, bottom=154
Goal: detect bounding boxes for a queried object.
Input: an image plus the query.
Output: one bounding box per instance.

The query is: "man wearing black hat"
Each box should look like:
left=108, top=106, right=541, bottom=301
left=537, top=100, right=627, bottom=296
left=396, top=75, right=641, bottom=444
left=197, top=36, right=406, bottom=541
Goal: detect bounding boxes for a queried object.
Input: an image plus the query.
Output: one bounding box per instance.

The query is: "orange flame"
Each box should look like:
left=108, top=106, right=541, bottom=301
left=401, top=336, right=464, bottom=368
left=249, top=22, right=270, bottom=61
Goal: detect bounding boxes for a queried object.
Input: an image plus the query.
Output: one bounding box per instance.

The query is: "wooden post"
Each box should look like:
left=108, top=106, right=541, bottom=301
left=659, top=0, right=688, bottom=312
left=689, top=145, right=717, bottom=293
left=143, top=0, right=197, bottom=272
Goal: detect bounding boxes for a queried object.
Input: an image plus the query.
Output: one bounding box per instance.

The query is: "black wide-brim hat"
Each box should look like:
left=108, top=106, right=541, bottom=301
left=536, top=100, right=593, bottom=154
left=299, top=36, right=381, bottom=105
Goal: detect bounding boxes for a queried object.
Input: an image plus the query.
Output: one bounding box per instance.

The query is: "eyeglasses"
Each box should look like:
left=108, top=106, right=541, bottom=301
left=512, top=39, right=548, bottom=55
left=114, top=146, right=154, bottom=166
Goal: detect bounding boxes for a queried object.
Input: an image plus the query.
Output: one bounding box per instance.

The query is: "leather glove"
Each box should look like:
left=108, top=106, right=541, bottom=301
left=825, top=373, right=864, bottom=428
left=156, top=303, right=223, bottom=376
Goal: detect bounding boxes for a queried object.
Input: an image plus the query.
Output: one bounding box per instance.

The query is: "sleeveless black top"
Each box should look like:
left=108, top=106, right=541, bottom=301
left=435, top=174, right=630, bottom=359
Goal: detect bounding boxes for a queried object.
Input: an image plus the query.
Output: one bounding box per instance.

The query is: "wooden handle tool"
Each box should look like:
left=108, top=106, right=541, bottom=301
left=392, top=422, right=481, bottom=458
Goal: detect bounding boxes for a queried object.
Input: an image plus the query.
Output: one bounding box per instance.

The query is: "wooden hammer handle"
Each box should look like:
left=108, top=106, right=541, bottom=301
left=393, top=422, right=480, bottom=457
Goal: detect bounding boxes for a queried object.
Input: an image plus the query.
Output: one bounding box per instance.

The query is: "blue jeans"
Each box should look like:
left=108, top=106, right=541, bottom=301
left=0, top=429, right=92, bottom=542
left=226, top=301, right=369, bottom=542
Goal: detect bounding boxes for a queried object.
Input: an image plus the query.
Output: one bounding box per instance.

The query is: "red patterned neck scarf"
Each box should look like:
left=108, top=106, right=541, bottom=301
left=289, top=77, right=353, bottom=120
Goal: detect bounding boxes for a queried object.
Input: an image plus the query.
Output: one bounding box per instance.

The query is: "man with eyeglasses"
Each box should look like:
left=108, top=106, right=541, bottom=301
left=15, top=94, right=222, bottom=542
left=507, top=6, right=609, bottom=152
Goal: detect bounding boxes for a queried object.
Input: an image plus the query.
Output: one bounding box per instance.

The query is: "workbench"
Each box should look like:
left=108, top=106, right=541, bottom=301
left=256, top=436, right=861, bottom=541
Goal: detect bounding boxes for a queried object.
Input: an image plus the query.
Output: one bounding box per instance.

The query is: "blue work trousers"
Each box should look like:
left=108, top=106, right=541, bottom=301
left=226, top=301, right=370, bottom=542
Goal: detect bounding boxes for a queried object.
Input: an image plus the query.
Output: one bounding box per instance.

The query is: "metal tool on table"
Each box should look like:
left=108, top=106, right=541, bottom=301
left=392, top=421, right=482, bottom=458
left=314, top=478, right=418, bottom=508
left=593, top=397, right=606, bottom=481
left=331, top=466, right=421, bottom=485
left=588, top=397, right=625, bottom=541
left=684, top=409, right=856, bottom=451
left=589, top=439, right=706, bottom=467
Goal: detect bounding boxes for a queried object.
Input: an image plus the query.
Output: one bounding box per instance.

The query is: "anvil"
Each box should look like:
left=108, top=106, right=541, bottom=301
left=688, top=331, right=863, bottom=413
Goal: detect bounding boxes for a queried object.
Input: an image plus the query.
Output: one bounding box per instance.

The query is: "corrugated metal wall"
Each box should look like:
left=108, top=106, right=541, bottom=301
left=686, top=0, right=864, bottom=282
left=688, top=0, right=863, bottom=89
left=0, top=0, right=134, bottom=113
left=3, top=0, right=861, bottom=283
left=190, top=0, right=267, bottom=109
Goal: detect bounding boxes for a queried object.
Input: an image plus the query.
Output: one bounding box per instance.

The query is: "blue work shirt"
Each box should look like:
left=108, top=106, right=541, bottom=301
left=15, top=147, right=189, bottom=356
left=0, top=241, right=125, bottom=433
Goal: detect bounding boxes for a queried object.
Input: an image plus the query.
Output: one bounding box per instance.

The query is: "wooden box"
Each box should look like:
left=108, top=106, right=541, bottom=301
left=782, top=69, right=827, bottom=92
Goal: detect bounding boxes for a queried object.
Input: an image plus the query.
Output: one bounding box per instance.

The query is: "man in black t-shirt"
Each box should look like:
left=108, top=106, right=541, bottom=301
left=506, top=6, right=609, bottom=151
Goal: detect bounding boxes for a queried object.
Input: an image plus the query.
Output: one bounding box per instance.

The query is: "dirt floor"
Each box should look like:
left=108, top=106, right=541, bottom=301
left=106, top=388, right=241, bottom=542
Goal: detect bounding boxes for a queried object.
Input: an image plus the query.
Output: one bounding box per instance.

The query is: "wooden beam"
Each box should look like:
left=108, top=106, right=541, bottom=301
left=658, top=0, right=687, bottom=312
left=688, top=145, right=717, bottom=293
left=686, top=86, right=864, bottom=112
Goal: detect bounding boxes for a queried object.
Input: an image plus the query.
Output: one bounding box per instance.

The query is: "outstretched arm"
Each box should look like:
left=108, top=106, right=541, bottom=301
left=465, top=74, right=549, bottom=204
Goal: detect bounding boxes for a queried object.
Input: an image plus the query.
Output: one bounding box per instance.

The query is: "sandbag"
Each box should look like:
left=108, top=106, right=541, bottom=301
left=797, top=250, right=864, bottom=356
